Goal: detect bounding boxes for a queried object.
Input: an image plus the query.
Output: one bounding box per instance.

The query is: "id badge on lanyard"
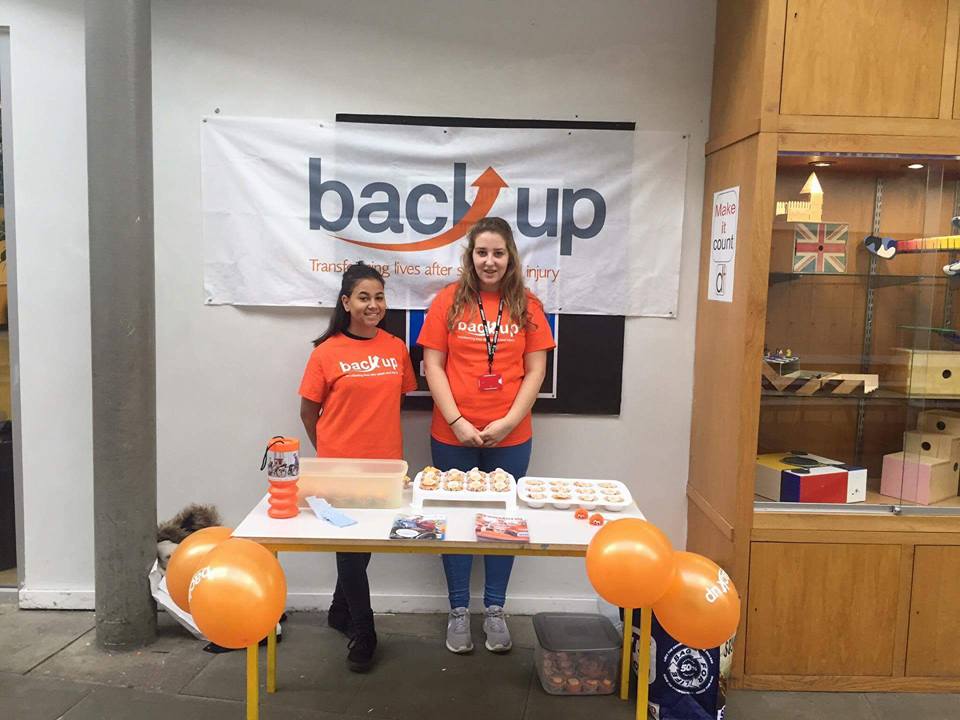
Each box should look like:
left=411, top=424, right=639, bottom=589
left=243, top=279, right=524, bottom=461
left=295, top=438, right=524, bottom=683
left=477, top=294, right=504, bottom=392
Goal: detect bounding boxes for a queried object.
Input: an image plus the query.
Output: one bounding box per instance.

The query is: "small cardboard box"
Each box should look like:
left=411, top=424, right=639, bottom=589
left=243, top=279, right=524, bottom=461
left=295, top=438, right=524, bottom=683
left=903, top=430, right=960, bottom=463
left=755, top=453, right=866, bottom=503
left=890, top=349, right=960, bottom=397
left=881, top=452, right=959, bottom=505
left=918, top=409, right=960, bottom=435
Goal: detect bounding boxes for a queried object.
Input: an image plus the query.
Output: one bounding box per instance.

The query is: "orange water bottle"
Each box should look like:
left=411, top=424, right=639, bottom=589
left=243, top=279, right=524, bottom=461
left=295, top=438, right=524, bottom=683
left=261, top=436, right=300, bottom=519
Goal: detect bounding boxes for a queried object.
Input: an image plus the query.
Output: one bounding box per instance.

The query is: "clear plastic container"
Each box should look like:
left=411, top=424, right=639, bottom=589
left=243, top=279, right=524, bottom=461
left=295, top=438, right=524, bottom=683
left=533, top=612, right=621, bottom=695
left=295, top=457, right=406, bottom=509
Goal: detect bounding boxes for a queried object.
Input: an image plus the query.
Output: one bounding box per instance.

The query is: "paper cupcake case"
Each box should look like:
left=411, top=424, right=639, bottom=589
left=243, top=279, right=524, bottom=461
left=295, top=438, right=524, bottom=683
left=517, top=477, right=632, bottom=511
left=412, top=468, right=517, bottom=510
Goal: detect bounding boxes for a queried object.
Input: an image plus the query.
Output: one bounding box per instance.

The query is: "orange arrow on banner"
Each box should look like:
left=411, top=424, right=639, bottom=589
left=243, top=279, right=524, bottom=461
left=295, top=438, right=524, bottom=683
left=335, top=167, right=508, bottom=252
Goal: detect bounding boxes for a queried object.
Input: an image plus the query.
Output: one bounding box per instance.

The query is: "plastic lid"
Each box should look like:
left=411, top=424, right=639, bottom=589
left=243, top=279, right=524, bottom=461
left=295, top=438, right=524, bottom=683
left=532, top=612, right=621, bottom=652
left=268, top=437, right=299, bottom=453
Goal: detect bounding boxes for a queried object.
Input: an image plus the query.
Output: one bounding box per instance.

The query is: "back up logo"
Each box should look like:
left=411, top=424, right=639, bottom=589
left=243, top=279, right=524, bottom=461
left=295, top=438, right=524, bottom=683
left=309, top=160, right=606, bottom=256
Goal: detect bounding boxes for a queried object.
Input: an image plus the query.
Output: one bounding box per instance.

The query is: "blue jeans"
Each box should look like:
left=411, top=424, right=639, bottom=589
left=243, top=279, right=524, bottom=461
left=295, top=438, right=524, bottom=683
left=431, top=437, right=532, bottom=609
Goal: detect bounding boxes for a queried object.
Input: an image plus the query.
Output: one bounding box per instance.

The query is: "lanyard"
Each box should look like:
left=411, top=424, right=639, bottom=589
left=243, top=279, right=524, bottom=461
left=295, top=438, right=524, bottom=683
left=476, top=294, right=504, bottom=374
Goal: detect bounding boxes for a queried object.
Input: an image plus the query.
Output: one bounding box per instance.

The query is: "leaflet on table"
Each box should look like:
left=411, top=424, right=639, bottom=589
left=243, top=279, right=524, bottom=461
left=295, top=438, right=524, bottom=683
left=475, top=513, right=529, bottom=543
left=389, top=514, right=447, bottom=540
left=305, top=497, right=358, bottom=527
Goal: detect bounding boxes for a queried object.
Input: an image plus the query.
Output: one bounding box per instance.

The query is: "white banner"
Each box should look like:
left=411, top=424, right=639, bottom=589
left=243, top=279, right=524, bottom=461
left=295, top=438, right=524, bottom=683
left=201, top=116, right=687, bottom=316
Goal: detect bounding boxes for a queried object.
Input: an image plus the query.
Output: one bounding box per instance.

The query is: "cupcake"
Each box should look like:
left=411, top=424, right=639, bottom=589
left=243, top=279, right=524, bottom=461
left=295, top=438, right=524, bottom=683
left=467, top=478, right=486, bottom=492
left=493, top=479, right=511, bottom=492
left=564, top=677, right=582, bottom=694
left=466, top=467, right=486, bottom=483
left=528, top=492, right=546, bottom=500
left=445, top=479, right=464, bottom=492
left=598, top=482, right=618, bottom=489
left=420, top=475, right=439, bottom=491
left=583, top=679, right=599, bottom=694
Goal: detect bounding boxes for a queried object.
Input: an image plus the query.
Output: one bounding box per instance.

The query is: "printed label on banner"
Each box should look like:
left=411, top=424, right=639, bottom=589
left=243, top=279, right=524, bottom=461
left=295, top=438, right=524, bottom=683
left=707, top=186, right=738, bottom=303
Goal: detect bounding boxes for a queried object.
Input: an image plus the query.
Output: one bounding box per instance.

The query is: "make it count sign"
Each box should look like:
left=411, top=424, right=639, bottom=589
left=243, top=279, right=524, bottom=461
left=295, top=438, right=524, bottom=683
left=707, top=186, right=739, bottom=303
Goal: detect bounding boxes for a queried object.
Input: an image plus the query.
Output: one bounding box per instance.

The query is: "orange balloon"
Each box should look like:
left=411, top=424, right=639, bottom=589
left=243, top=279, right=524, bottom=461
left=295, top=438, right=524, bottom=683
left=585, top=518, right=676, bottom=608
left=188, top=538, right=287, bottom=649
left=165, top=526, right=233, bottom=611
left=652, top=551, right=740, bottom=650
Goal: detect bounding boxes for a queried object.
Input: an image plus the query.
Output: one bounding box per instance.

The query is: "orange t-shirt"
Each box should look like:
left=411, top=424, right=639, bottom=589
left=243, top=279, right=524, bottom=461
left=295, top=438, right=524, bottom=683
left=299, top=329, right=417, bottom=459
left=417, top=284, right=555, bottom=447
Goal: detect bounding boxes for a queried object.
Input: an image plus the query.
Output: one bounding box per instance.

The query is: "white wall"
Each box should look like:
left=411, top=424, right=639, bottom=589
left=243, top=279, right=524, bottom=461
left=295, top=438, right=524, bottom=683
left=152, top=0, right=715, bottom=613
left=1, top=0, right=94, bottom=608
left=10, top=0, right=714, bottom=611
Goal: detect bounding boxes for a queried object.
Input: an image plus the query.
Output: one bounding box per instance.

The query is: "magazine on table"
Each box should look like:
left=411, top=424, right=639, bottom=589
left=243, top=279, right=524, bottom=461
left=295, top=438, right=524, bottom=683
left=474, top=513, right=529, bottom=543
left=389, top=514, right=447, bottom=540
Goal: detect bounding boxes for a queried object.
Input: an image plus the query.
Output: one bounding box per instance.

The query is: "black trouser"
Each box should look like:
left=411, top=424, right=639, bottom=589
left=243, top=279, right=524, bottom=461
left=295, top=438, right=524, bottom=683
left=330, top=552, right=375, bottom=636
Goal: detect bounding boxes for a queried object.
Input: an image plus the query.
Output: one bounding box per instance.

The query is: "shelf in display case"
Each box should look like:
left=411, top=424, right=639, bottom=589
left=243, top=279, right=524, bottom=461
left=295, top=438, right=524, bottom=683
left=762, top=389, right=960, bottom=403
left=754, top=490, right=960, bottom=514
left=769, top=271, right=958, bottom=286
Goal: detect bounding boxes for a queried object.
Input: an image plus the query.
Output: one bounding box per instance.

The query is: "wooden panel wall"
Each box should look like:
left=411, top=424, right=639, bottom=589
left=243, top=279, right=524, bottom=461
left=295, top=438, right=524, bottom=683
left=746, top=542, right=902, bottom=676
left=689, top=134, right=776, bottom=541
left=708, top=0, right=781, bottom=147
left=781, top=0, right=949, bottom=118
left=906, top=545, right=960, bottom=676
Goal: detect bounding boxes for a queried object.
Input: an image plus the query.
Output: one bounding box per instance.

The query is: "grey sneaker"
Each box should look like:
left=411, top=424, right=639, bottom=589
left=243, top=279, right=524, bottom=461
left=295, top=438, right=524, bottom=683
left=446, top=607, right=474, bottom=653
left=483, top=605, right=512, bottom=653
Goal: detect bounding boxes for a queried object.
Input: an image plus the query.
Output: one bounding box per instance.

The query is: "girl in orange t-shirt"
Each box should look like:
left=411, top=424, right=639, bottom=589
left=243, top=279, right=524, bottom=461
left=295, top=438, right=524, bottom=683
left=299, top=263, right=417, bottom=672
left=418, top=217, right=555, bottom=655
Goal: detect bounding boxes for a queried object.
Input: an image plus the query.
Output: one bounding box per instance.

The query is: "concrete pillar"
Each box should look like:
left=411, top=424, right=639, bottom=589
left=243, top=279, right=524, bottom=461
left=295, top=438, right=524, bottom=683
left=85, top=0, right=157, bottom=648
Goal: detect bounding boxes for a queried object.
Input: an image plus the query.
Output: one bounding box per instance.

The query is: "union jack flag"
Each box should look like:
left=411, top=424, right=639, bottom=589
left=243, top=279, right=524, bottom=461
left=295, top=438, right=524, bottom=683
left=793, top=222, right=848, bottom=273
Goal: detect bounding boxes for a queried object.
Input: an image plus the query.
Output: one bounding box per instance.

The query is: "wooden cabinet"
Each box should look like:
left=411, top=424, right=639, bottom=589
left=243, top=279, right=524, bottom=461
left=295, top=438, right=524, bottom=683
left=746, top=542, right=902, bottom=676
left=689, top=0, right=960, bottom=692
left=781, top=0, right=949, bottom=119
left=906, top=545, right=960, bottom=676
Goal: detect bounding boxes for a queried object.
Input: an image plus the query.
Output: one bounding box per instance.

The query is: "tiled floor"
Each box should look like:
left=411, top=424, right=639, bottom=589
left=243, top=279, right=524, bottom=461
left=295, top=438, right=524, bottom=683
left=1, top=597, right=958, bottom=719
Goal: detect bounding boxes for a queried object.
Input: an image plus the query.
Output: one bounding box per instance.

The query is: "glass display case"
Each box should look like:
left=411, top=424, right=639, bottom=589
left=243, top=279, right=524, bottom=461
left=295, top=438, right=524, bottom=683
left=757, top=151, right=960, bottom=514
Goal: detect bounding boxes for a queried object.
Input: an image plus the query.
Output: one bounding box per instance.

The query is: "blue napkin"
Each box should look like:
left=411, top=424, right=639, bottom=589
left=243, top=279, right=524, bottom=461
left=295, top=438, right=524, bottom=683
left=305, top=497, right=358, bottom=527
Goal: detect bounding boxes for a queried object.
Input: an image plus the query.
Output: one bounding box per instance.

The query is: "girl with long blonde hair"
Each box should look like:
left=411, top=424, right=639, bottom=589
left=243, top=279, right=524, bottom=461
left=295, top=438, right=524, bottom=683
left=417, top=216, right=555, bottom=655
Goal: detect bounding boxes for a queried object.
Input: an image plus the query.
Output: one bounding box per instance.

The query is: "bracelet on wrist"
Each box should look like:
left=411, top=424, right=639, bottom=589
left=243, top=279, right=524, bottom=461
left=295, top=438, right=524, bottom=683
left=448, top=415, right=463, bottom=426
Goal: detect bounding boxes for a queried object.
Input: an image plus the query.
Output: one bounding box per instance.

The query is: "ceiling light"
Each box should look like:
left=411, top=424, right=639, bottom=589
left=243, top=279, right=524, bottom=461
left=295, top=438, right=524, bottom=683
left=906, top=163, right=925, bottom=169
left=809, top=160, right=834, bottom=167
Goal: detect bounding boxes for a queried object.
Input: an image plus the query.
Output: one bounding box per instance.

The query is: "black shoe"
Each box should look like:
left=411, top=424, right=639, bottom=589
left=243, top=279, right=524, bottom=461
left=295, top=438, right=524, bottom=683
left=328, top=606, right=352, bottom=637
left=347, top=632, right=377, bottom=673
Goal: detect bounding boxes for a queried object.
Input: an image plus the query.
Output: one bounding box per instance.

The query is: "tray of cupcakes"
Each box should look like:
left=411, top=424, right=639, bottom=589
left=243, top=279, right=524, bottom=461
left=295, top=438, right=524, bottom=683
left=412, top=466, right=517, bottom=510
left=517, top=477, right=632, bottom=511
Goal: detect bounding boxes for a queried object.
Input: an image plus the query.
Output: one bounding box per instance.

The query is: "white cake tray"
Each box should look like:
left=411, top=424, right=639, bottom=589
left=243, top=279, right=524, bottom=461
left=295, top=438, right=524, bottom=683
left=517, top=477, right=633, bottom=512
left=412, top=470, right=517, bottom=510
